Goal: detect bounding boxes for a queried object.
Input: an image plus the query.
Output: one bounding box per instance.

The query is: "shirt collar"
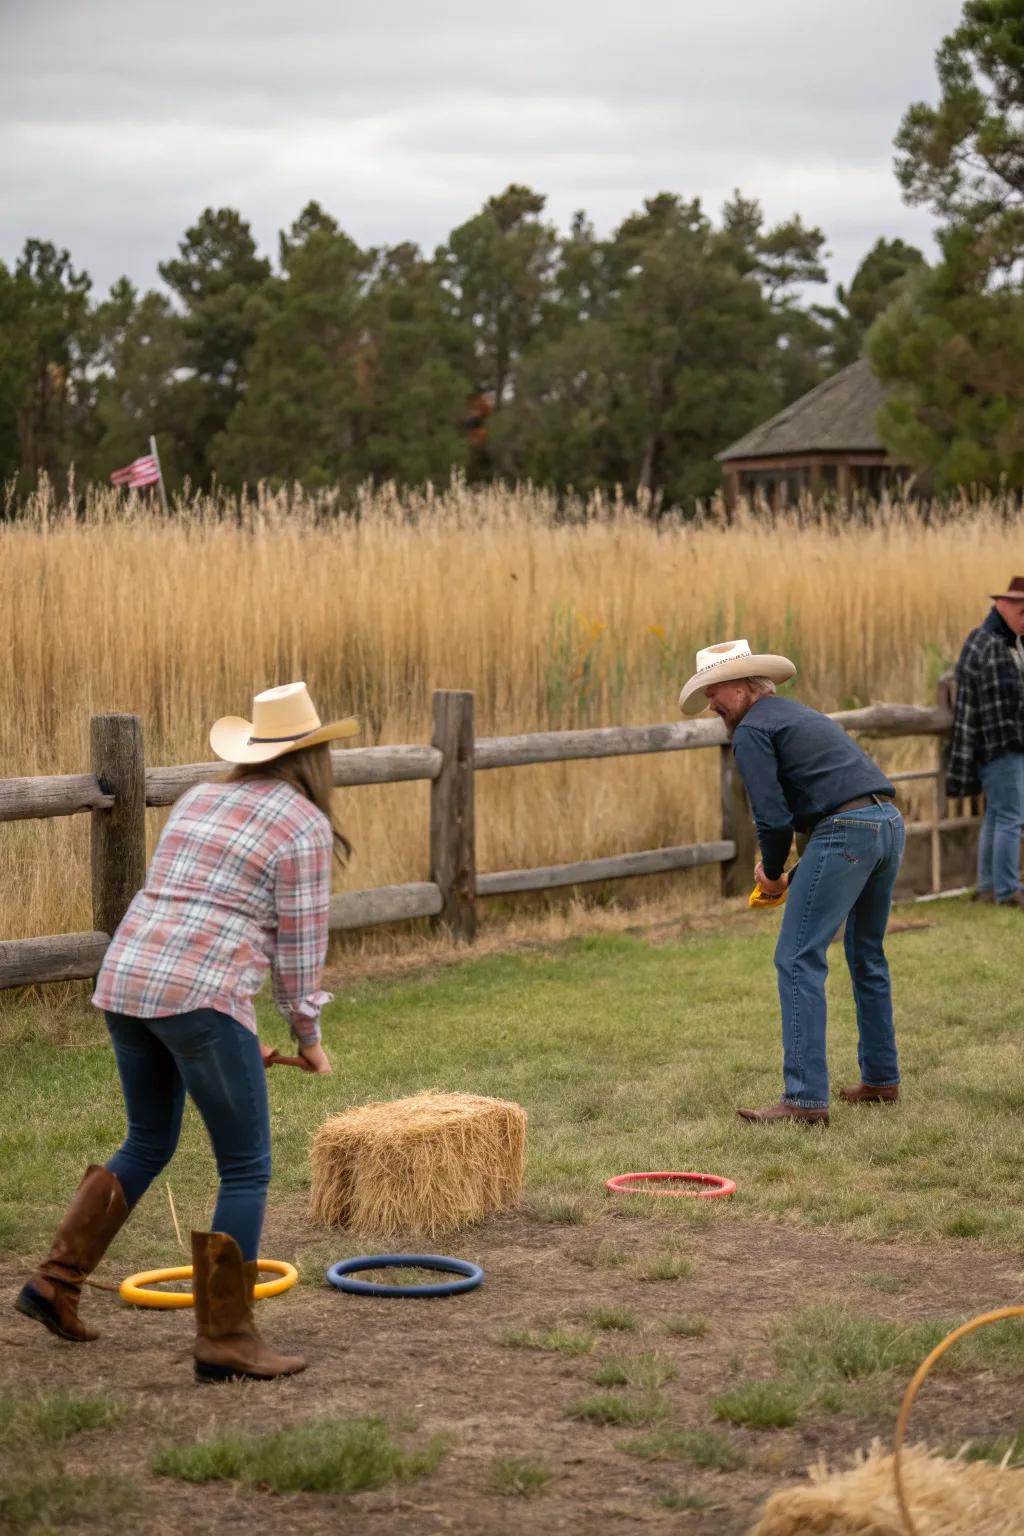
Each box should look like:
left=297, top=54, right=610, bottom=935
left=983, top=606, right=1015, bottom=642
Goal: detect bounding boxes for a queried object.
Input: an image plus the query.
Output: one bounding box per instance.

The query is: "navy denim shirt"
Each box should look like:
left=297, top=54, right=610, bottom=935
left=732, top=695, right=895, bottom=880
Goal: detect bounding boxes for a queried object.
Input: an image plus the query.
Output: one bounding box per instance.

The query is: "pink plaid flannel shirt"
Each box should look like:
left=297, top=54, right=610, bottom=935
left=93, top=779, right=333, bottom=1046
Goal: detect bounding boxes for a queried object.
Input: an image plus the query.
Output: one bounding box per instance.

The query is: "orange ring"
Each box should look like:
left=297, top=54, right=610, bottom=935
left=605, top=1172, right=736, bottom=1199
left=893, top=1305, right=1024, bottom=1535
left=119, top=1258, right=298, bottom=1309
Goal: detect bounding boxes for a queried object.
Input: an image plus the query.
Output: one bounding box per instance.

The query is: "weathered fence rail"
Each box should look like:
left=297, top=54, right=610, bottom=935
left=0, top=680, right=977, bottom=992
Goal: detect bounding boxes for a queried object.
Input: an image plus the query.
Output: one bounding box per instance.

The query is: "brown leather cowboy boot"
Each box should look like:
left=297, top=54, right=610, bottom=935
left=191, top=1230, right=307, bottom=1383
left=15, top=1165, right=130, bottom=1342
left=839, top=1082, right=900, bottom=1104
left=736, top=1102, right=829, bottom=1127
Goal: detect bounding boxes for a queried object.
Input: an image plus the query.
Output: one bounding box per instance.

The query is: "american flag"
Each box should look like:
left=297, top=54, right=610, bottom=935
left=110, top=454, right=161, bottom=488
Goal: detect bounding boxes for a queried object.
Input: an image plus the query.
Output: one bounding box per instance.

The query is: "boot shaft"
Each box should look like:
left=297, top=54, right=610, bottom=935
left=190, top=1230, right=257, bottom=1340
left=38, top=1165, right=130, bottom=1287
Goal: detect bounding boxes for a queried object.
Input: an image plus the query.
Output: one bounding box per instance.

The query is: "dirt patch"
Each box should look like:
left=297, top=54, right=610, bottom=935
left=4, top=1211, right=1024, bottom=1536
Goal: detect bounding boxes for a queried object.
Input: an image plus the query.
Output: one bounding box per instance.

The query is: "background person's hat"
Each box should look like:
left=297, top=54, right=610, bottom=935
left=678, top=639, right=796, bottom=717
left=210, top=682, right=360, bottom=765
left=990, top=577, right=1024, bottom=599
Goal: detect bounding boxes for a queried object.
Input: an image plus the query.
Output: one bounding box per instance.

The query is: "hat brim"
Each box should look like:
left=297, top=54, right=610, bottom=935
left=210, top=714, right=361, bottom=765
left=679, top=655, right=796, bottom=716
left=990, top=592, right=1024, bottom=601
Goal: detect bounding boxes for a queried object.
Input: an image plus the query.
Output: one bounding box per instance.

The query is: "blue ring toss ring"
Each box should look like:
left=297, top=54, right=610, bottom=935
left=325, top=1253, right=484, bottom=1298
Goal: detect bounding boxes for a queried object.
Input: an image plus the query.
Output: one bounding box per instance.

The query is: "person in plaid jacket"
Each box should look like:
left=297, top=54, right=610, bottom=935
left=16, top=683, right=358, bottom=1382
left=947, top=578, right=1024, bottom=907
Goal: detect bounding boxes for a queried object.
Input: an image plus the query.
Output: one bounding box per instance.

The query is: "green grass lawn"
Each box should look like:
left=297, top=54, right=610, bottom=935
left=2, top=897, right=1021, bottom=1260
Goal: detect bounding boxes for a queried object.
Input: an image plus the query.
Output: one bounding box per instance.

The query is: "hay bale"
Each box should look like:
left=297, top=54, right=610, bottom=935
left=309, top=1091, right=527, bottom=1239
left=751, top=1440, right=1024, bottom=1536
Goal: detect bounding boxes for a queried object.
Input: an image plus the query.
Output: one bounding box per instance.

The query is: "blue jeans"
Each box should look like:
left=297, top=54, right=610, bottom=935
left=104, top=1008, right=271, bottom=1260
left=977, top=752, right=1024, bottom=902
left=774, top=803, right=905, bottom=1108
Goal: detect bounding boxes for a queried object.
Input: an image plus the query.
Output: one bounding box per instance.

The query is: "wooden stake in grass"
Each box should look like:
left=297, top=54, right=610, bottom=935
left=164, top=1182, right=184, bottom=1252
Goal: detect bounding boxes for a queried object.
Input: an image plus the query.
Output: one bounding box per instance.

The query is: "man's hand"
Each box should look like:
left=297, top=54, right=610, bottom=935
left=754, top=861, right=788, bottom=897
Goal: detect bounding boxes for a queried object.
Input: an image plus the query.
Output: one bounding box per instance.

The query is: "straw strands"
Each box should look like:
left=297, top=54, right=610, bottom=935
left=309, top=1091, right=527, bottom=1239
left=752, top=1441, right=1024, bottom=1536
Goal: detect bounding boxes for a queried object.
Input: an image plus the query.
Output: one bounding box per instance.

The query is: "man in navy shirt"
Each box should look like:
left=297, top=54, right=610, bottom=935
left=680, top=640, right=905, bottom=1127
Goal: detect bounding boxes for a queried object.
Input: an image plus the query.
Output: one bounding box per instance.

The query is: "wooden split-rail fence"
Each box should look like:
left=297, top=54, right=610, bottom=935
left=0, top=681, right=978, bottom=992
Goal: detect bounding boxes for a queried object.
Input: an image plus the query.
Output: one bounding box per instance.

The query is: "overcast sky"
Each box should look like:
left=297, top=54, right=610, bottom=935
left=1, top=0, right=962, bottom=303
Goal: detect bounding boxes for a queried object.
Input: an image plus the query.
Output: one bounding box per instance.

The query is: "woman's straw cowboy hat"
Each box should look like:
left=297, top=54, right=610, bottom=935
left=210, top=683, right=360, bottom=765
left=678, top=639, right=796, bottom=717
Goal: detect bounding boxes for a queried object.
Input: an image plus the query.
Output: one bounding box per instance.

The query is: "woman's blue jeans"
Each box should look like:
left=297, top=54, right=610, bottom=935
left=104, top=1008, right=271, bottom=1260
left=977, top=752, right=1024, bottom=902
left=774, top=802, right=905, bottom=1109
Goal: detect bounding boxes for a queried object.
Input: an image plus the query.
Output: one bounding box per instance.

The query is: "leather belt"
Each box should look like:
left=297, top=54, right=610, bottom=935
left=826, top=793, right=891, bottom=817
left=806, top=792, right=893, bottom=836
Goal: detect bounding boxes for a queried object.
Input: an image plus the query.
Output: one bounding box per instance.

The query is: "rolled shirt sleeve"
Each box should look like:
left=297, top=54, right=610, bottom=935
left=731, top=727, right=794, bottom=881
left=271, top=818, right=334, bottom=1046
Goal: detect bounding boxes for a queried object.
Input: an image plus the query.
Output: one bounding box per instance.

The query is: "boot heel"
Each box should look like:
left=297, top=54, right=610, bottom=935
left=194, top=1358, right=246, bottom=1384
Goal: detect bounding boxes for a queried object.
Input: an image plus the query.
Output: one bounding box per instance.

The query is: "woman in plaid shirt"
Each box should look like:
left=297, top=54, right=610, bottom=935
left=16, top=683, right=358, bottom=1383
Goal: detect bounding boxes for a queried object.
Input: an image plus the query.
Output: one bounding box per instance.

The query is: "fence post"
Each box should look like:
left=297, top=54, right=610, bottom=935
left=430, top=690, right=477, bottom=941
left=932, top=672, right=955, bottom=894
left=720, top=744, right=759, bottom=898
left=91, top=713, right=146, bottom=938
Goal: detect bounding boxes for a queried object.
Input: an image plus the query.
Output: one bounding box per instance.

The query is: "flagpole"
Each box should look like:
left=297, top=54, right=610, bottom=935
left=149, top=434, right=170, bottom=516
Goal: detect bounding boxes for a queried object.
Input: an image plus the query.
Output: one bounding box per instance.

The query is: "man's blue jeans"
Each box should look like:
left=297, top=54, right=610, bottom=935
left=104, top=1008, right=271, bottom=1260
left=774, top=802, right=905, bottom=1109
left=977, top=752, right=1024, bottom=902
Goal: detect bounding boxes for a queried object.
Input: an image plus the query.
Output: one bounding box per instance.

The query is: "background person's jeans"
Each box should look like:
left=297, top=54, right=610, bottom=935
left=104, top=1008, right=271, bottom=1260
left=977, top=752, right=1024, bottom=902
left=774, top=803, right=905, bottom=1109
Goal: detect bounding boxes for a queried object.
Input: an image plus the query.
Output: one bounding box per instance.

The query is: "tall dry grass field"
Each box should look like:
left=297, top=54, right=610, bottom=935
left=2, top=480, right=1019, bottom=949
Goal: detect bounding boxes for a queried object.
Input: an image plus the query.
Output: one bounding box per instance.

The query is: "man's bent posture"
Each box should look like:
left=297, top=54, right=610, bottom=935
left=680, top=640, right=905, bottom=1127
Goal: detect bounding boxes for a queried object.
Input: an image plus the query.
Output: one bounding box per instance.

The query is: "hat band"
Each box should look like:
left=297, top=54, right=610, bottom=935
left=696, top=657, right=750, bottom=674
left=247, top=730, right=313, bottom=744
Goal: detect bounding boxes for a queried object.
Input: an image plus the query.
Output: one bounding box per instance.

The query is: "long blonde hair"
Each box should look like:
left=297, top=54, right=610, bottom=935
left=223, top=741, right=352, bottom=864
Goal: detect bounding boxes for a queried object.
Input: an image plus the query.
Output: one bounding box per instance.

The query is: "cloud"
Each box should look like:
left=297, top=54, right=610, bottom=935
left=0, top=0, right=962, bottom=295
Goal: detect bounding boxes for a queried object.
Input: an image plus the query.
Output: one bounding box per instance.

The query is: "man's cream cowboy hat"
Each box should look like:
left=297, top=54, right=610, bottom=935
left=678, top=639, right=796, bottom=717
left=210, top=682, right=360, bottom=765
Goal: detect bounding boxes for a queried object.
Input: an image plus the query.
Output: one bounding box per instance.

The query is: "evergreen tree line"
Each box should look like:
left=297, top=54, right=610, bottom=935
left=1, top=0, right=1021, bottom=507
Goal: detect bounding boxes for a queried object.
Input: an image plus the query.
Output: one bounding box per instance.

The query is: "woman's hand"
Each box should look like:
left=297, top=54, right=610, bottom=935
left=299, top=1042, right=332, bottom=1075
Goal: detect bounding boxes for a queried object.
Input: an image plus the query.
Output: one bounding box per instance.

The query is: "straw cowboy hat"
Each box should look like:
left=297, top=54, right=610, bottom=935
left=678, top=639, right=796, bottom=717
left=990, top=576, right=1024, bottom=599
left=210, top=682, right=360, bottom=765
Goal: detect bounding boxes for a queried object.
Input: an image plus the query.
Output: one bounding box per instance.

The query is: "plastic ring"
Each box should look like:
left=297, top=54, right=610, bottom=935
left=605, top=1171, right=736, bottom=1199
left=325, top=1254, right=484, bottom=1298
left=119, top=1258, right=298, bottom=1309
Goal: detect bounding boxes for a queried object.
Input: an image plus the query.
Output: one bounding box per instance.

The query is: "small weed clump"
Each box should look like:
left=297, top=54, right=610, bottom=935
left=592, top=1352, right=677, bottom=1390
left=712, top=1381, right=802, bottom=1430
left=656, top=1485, right=711, bottom=1511
left=584, top=1305, right=638, bottom=1332
left=622, top=1427, right=745, bottom=1472
left=663, top=1315, right=709, bottom=1339
left=0, top=1391, right=123, bottom=1448
left=637, top=1252, right=693, bottom=1283
left=154, top=1416, right=446, bottom=1494
left=0, top=1471, right=135, bottom=1533
left=500, top=1327, right=596, bottom=1356
left=566, top=1393, right=666, bottom=1428
left=490, top=1456, right=553, bottom=1496
left=530, top=1196, right=590, bottom=1226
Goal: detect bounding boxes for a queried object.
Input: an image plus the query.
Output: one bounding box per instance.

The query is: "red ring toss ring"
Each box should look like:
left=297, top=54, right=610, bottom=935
left=605, top=1171, right=736, bottom=1199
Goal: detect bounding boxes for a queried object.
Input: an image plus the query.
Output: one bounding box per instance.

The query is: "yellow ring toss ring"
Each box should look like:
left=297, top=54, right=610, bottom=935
left=119, top=1259, right=298, bottom=1309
